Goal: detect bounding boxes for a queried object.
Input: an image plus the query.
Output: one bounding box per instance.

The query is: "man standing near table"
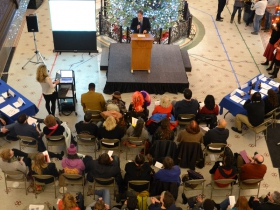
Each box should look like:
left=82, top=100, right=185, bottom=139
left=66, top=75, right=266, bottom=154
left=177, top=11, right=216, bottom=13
left=231, top=92, right=265, bottom=134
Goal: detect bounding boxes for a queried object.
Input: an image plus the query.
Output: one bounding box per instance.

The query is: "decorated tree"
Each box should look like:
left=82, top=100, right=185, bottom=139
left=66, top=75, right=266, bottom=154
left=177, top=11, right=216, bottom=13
left=105, top=0, right=183, bottom=30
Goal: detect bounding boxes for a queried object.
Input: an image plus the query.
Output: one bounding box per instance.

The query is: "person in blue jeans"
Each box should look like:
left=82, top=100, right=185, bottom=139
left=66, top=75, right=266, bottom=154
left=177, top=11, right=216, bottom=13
left=262, top=0, right=278, bottom=32
left=246, top=9, right=255, bottom=26
left=230, top=0, right=244, bottom=24
left=251, top=0, right=267, bottom=35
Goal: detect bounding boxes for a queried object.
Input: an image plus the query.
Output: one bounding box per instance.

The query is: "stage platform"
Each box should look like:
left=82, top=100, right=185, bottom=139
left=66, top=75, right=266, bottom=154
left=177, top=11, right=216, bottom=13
left=103, top=43, right=190, bottom=94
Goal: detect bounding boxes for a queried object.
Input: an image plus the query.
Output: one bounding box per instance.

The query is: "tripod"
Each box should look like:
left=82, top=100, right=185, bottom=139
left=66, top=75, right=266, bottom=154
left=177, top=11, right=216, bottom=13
left=22, top=32, right=46, bottom=69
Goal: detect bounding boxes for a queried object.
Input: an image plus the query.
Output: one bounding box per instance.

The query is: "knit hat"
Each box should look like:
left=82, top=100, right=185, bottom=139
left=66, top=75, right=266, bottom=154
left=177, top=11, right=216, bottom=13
left=67, top=144, right=77, bottom=155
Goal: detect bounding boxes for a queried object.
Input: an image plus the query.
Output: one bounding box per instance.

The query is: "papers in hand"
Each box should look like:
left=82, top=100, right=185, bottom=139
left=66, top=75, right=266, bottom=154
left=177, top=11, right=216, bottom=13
left=0, top=104, right=19, bottom=117
left=229, top=196, right=236, bottom=207
left=230, top=95, right=242, bottom=103
left=0, top=97, right=5, bottom=104
left=13, top=97, right=25, bottom=108
left=200, top=126, right=209, bottom=132
left=240, top=150, right=250, bottom=163
left=42, top=150, right=50, bottom=163
left=137, top=34, right=145, bottom=37
left=199, top=102, right=205, bottom=107
left=108, top=150, right=113, bottom=157
left=132, top=117, right=138, bottom=127
left=154, top=100, right=160, bottom=106
left=155, top=161, right=163, bottom=169
left=29, top=204, right=45, bottom=210
left=27, top=117, right=37, bottom=126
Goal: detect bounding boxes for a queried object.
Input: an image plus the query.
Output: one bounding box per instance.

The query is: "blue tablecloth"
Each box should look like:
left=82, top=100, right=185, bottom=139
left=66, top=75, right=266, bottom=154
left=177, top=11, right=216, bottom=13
left=0, top=80, right=39, bottom=124
left=219, top=74, right=278, bottom=116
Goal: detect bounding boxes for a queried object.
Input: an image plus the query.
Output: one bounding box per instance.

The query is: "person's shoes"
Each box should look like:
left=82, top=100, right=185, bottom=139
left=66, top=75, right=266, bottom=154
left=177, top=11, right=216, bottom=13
left=216, top=18, right=223, bottom=22
left=245, top=24, right=249, bottom=27
left=268, top=72, right=274, bottom=75
left=251, top=32, right=258, bottom=35
left=220, top=17, right=224, bottom=19
left=261, top=62, right=269, bottom=65
left=182, top=193, right=188, bottom=205
left=266, top=66, right=273, bottom=71
left=231, top=127, right=242, bottom=134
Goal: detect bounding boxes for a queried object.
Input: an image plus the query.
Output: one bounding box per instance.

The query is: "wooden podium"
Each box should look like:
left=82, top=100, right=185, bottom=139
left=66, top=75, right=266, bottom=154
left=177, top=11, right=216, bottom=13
left=131, top=34, right=153, bottom=73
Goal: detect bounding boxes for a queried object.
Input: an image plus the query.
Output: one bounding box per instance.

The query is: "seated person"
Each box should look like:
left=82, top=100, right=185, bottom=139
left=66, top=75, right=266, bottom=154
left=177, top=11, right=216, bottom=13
left=128, top=91, right=149, bottom=122
left=252, top=191, right=280, bottom=210
left=43, top=114, right=65, bottom=136
left=149, top=191, right=177, bottom=210
left=58, top=192, right=80, bottom=210
left=85, top=153, right=123, bottom=192
left=6, top=113, right=46, bottom=152
left=31, top=152, right=59, bottom=184
left=75, top=113, right=98, bottom=136
left=203, top=119, right=229, bottom=147
left=198, top=95, right=219, bottom=115
left=210, top=156, right=237, bottom=187
left=124, top=154, right=152, bottom=191
left=220, top=196, right=251, bottom=210
left=154, top=157, right=181, bottom=186
left=0, top=148, right=29, bottom=179
left=81, top=83, right=105, bottom=112
left=152, top=118, right=175, bottom=144
left=231, top=92, right=265, bottom=134
left=237, top=152, right=267, bottom=183
left=98, top=116, right=124, bottom=146
left=173, top=88, right=199, bottom=120
left=86, top=189, right=110, bottom=210
left=152, top=95, right=173, bottom=116
left=62, top=144, right=85, bottom=175
left=177, top=120, right=203, bottom=144
left=191, top=197, right=217, bottom=210
left=105, top=91, right=127, bottom=113
left=126, top=118, right=148, bottom=141
left=264, top=89, right=279, bottom=115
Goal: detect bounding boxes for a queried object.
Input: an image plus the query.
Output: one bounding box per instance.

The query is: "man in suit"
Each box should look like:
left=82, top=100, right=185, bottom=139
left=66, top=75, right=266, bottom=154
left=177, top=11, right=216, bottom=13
left=130, top=10, right=151, bottom=34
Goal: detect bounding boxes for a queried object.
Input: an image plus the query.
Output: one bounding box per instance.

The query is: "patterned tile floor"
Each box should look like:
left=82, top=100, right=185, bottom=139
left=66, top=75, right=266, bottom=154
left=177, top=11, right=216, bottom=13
left=1, top=0, right=280, bottom=209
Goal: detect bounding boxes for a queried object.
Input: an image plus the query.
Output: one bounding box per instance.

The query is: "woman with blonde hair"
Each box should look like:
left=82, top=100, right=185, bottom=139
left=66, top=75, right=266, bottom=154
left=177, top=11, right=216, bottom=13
left=31, top=152, right=59, bottom=184
left=152, top=95, right=172, bottom=115
left=58, top=192, right=80, bottom=210
left=98, top=116, right=124, bottom=147
left=36, top=64, right=59, bottom=115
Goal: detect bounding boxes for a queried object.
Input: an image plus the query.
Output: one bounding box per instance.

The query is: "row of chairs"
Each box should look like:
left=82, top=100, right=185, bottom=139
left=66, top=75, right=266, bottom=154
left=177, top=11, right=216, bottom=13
left=183, top=177, right=263, bottom=199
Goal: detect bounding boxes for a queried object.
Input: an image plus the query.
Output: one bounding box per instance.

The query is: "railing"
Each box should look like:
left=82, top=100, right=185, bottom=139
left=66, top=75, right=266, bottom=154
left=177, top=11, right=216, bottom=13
left=96, top=2, right=194, bottom=45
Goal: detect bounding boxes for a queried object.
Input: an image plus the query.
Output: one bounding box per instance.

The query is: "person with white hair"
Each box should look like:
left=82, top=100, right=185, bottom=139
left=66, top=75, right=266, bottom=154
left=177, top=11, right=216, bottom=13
left=252, top=191, right=280, bottom=210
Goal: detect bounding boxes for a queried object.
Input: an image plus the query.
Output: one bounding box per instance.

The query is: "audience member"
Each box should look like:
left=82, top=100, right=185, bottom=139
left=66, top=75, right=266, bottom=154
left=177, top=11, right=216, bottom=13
left=262, top=22, right=280, bottom=70
left=230, top=0, right=244, bottom=24
left=75, top=113, right=98, bottom=136
left=220, top=196, right=250, bottom=210
left=98, top=116, right=124, bottom=140
left=251, top=0, right=267, bottom=35
left=58, top=192, right=80, bottom=210
left=31, top=152, right=59, bottom=184
left=149, top=191, right=176, bottom=210
left=173, top=88, right=199, bottom=119
left=106, top=91, right=127, bottom=113
left=192, top=197, right=217, bottom=210
left=252, top=191, right=280, bottom=210
left=152, top=118, right=175, bottom=143
left=177, top=120, right=203, bottom=144
left=126, top=118, right=148, bottom=141
left=128, top=91, right=149, bottom=121
left=152, top=95, right=173, bottom=116
left=264, top=89, right=279, bottom=114
left=62, top=144, right=85, bottom=175
left=237, top=152, right=267, bottom=183
left=7, top=113, right=46, bottom=152
left=0, top=148, right=29, bottom=179
left=198, top=95, right=219, bottom=115
left=210, top=156, right=237, bottom=187
left=86, top=190, right=110, bottom=210
left=154, top=157, right=181, bottom=185
left=231, top=92, right=264, bottom=134
left=36, top=64, right=59, bottom=115
left=204, top=119, right=229, bottom=147
left=81, top=83, right=105, bottom=112
left=43, top=114, right=65, bottom=136
left=262, top=0, right=278, bottom=32
left=124, top=154, right=152, bottom=189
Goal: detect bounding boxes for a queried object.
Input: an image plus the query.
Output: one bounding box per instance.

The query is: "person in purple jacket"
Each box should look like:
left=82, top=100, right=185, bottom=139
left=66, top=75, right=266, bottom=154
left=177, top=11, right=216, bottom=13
left=154, top=157, right=181, bottom=186
left=62, top=144, right=85, bottom=174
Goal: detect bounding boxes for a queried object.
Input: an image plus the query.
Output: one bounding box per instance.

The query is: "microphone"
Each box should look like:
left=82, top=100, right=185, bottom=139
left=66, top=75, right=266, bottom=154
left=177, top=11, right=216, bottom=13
left=138, top=20, right=141, bottom=34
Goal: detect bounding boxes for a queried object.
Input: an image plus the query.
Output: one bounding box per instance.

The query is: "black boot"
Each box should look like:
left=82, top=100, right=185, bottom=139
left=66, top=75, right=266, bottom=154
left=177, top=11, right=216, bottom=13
left=261, top=59, right=269, bottom=66
left=230, top=15, right=234, bottom=23
left=238, top=15, right=241, bottom=24
left=267, top=60, right=275, bottom=70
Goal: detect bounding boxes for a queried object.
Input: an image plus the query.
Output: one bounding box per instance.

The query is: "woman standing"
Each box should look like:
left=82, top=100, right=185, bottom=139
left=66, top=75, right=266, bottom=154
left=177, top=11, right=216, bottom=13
left=230, top=0, right=244, bottom=24
left=36, top=65, right=59, bottom=115
left=262, top=22, right=280, bottom=69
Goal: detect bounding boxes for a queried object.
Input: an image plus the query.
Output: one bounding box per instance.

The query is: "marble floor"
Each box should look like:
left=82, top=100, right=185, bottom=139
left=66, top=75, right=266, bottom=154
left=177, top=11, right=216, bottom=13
left=1, top=0, right=280, bottom=209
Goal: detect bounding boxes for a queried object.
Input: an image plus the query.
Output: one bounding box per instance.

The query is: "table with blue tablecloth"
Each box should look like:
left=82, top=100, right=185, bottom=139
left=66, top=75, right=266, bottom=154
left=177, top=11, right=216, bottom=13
left=219, top=74, right=279, bottom=117
left=0, top=80, right=39, bottom=124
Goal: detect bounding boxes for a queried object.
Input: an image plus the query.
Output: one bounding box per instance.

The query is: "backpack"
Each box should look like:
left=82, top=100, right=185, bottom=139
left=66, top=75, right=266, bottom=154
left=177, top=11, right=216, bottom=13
left=137, top=190, right=149, bottom=210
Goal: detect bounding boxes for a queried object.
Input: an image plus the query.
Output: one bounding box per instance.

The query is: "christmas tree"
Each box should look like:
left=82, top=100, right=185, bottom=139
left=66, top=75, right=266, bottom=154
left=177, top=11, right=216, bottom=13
left=105, top=0, right=183, bottom=30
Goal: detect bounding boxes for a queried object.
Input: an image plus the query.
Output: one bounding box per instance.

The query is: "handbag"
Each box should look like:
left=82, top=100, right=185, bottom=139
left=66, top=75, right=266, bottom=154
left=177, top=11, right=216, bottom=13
left=182, top=170, right=204, bottom=189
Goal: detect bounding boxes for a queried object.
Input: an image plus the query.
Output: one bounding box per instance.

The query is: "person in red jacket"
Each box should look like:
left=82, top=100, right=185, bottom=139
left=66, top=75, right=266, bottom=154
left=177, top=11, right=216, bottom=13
left=198, top=95, right=219, bottom=115
left=213, top=156, right=237, bottom=187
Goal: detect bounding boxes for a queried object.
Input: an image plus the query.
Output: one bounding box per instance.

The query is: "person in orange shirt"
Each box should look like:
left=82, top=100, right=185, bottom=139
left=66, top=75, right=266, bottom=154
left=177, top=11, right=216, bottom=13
left=58, top=192, right=80, bottom=210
